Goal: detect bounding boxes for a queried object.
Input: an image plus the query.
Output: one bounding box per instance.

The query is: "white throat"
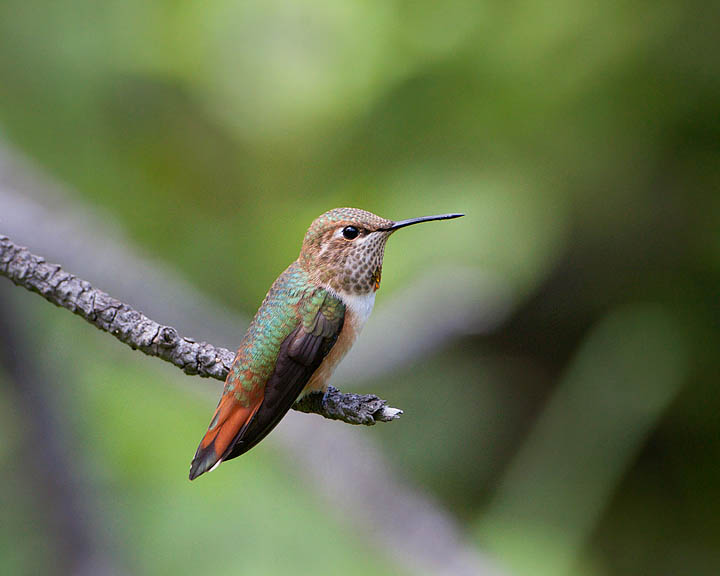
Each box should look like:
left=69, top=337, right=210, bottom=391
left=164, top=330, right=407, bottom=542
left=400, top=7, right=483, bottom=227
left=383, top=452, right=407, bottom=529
left=336, top=290, right=376, bottom=330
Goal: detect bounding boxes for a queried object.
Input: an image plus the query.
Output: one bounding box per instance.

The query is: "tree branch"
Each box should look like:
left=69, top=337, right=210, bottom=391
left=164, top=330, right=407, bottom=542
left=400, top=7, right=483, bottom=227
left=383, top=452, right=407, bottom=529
left=0, top=234, right=402, bottom=425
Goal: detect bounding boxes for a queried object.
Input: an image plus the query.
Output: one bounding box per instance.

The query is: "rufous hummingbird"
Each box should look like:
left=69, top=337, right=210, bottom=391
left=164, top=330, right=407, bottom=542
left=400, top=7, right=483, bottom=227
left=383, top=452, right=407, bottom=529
left=189, top=208, right=463, bottom=480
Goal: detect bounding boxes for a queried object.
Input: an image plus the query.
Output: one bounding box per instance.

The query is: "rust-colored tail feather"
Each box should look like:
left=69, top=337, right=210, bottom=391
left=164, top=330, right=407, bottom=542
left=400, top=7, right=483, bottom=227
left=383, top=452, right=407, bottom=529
left=189, top=393, right=262, bottom=480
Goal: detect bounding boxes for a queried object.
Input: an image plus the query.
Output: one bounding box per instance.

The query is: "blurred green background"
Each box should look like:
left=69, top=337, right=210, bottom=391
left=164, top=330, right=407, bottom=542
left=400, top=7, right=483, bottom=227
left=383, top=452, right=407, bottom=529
left=1, top=1, right=719, bottom=575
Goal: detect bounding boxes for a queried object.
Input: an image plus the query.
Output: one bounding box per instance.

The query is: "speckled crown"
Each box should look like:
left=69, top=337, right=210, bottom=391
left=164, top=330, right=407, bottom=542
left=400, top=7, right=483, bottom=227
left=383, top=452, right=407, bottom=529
left=302, top=208, right=392, bottom=247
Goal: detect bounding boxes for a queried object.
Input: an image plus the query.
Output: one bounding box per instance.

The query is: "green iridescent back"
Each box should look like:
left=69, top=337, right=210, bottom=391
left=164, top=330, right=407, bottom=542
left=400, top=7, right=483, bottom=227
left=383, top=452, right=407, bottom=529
left=224, top=260, right=344, bottom=407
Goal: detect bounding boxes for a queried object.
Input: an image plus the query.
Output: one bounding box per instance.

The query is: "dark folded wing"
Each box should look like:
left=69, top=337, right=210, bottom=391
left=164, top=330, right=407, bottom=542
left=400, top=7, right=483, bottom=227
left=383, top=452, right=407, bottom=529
left=221, top=293, right=345, bottom=461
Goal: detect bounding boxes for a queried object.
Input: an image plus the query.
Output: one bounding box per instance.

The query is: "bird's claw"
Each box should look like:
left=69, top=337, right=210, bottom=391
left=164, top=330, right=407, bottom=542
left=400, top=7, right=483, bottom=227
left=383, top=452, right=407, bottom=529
left=320, top=387, right=334, bottom=412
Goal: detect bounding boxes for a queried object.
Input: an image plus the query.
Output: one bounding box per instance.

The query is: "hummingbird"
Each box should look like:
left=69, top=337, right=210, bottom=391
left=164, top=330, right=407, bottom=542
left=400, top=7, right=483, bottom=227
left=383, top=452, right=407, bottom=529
left=189, top=207, right=463, bottom=480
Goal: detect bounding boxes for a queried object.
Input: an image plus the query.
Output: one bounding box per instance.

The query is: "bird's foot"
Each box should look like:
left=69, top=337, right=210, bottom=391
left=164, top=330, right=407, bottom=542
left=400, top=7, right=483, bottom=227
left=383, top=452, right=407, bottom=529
left=321, top=388, right=332, bottom=411
left=293, top=385, right=402, bottom=425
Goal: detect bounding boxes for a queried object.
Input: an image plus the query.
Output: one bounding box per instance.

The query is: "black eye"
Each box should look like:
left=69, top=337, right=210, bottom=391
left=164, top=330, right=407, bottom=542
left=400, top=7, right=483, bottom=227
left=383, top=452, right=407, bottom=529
left=342, top=226, right=359, bottom=240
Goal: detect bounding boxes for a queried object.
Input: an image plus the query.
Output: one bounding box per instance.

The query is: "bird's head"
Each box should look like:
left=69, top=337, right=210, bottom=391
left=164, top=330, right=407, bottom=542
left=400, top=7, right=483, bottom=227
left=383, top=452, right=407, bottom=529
left=299, top=207, right=463, bottom=295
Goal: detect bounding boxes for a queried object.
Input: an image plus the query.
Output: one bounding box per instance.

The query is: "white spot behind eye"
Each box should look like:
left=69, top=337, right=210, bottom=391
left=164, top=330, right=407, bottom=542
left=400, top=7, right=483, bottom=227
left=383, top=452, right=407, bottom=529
left=317, top=241, right=331, bottom=259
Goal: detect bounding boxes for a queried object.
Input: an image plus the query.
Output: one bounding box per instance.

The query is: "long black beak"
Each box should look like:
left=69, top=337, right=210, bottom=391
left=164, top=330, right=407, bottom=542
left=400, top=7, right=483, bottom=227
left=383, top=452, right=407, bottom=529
left=383, top=213, right=464, bottom=232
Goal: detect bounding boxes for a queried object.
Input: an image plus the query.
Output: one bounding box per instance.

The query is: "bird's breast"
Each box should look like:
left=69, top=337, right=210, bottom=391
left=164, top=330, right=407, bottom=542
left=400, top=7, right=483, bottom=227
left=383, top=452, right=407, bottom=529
left=301, top=291, right=375, bottom=396
left=339, top=291, right=376, bottom=327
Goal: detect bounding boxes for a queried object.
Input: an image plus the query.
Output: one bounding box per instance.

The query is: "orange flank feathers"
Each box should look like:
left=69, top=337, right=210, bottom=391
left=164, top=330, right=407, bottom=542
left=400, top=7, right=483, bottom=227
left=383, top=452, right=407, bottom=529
left=189, top=391, right=263, bottom=480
